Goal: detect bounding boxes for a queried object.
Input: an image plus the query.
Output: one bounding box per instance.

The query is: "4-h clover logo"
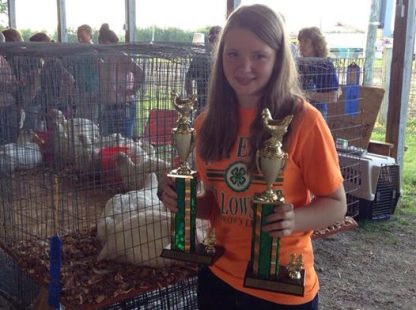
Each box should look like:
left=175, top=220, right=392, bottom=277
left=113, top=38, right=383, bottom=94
left=225, top=161, right=251, bottom=192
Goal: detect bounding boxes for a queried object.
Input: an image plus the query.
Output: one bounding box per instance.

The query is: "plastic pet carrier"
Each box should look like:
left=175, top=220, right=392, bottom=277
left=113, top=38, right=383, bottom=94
left=339, top=152, right=400, bottom=220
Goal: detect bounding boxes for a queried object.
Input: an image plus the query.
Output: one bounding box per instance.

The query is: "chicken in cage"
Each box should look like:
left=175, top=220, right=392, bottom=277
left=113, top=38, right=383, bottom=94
left=0, top=42, right=208, bottom=308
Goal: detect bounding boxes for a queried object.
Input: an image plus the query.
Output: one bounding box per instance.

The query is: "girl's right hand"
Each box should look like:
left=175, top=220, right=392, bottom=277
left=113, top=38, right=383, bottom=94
left=161, top=177, right=178, bottom=212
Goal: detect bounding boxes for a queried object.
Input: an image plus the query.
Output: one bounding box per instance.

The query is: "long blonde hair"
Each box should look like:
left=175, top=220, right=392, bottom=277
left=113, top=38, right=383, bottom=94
left=198, top=4, right=302, bottom=169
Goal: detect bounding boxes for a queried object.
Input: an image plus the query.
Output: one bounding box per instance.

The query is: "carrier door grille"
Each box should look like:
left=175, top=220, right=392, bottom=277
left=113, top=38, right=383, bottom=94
left=372, top=164, right=400, bottom=218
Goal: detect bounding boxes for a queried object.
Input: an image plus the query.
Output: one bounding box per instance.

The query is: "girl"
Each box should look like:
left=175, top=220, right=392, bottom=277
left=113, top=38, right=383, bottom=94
left=163, top=4, right=346, bottom=309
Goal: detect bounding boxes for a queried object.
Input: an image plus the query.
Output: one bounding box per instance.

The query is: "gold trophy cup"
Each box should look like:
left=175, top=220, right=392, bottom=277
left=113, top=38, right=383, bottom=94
left=161, top=92, right=223, bottom=265
left=244, top=108, right=305, bottom=296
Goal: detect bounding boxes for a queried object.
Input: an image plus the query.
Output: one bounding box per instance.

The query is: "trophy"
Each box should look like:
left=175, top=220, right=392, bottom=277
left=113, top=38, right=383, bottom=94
left=161, top=92, right=224, bottom=265
left=244, top=108, right=305, bottom=296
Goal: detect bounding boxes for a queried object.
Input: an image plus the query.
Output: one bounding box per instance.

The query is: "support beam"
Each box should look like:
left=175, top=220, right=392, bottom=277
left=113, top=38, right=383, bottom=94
left=7, top=0, right=16, bottom=29
left=226, top=0, right=241, bottom=18
left=125, top=0, right=137, bottom=43
left=363, top=0, right=381, bottom=85
left=386, top=0, right=416, bottom=166
left=57, top=0, right=68, bottom=42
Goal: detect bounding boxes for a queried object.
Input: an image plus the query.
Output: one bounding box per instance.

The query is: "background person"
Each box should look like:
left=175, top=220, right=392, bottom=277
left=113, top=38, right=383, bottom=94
left=297, top=27, right=340, bottom=120
left=2, top=28, right=23, bottom=42
left=29, top=32, right=74, bottom=116
left=21, top=32, right=52, bottom=131
left=0, top=32, right=18, bottom=143
left=77, top=24, right=94, bottom=44
left=24, top=33, right=75, bottom=169
left=97, top=23, right=144, bottom=138
left=163, top=4, right=346, bottom=309
left=2, top=28, right=40, bottom=139
left=63, top=24, right=100, bottom=121
left=29, top=32, right=52, bottom=42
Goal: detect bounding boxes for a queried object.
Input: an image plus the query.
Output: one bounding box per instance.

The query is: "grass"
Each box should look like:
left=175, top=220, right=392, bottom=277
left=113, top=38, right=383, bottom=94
left=401, top=118, right=416, bottom=213
left=370, top=118, right=416, bottom=215
left=358, top=219, right=400, bottom=244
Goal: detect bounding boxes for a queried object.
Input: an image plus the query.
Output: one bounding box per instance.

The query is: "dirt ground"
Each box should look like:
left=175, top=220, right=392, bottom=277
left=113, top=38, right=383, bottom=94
left=314, top=208, right=416, bottom=310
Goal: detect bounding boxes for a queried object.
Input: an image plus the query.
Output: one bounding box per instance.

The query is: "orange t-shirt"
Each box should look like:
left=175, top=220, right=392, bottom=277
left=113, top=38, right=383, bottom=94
left=194, top=101, right=343, bottom=305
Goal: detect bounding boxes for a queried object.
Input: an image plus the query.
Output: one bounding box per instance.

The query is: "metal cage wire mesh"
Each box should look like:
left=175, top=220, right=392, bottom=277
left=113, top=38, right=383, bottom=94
left=0, top=43, right=366, bottom=308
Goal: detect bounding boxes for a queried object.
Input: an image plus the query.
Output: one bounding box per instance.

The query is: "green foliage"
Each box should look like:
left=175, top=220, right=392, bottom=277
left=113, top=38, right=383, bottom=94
left=20, top=29, right=38, bottom=41
left=373, top=58, right=384, bottom=69
left=9, top=26, right=198, bottom=44
left=137, top=26, right=194, bottom=43
left=64, top=26, right=196, bottom=43
left=0, top=0, right=6, bottom=14
left=0, top=0, right=7, bottom=28
left=369, top=124, right=385, bottom=142
left=401, top=118, right=416, bottom=213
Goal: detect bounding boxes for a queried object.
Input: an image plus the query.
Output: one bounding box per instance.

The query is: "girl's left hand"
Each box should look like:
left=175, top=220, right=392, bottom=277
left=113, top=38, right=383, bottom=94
left=262, top=203, right=295, bottom=238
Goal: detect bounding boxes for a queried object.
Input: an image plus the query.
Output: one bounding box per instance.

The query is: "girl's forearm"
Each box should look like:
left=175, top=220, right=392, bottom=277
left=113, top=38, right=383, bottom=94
left=294, top=186, right=347, bottom=232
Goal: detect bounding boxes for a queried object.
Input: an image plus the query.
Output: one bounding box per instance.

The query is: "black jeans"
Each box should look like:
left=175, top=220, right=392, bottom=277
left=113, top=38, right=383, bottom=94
left=197, top=266, right=318, bottom=310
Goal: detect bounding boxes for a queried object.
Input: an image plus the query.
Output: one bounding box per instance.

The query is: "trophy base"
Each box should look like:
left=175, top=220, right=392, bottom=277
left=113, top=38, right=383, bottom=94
left=244, top=262, right=305, bottom=296
left=161, top=244, right=224, bottom=265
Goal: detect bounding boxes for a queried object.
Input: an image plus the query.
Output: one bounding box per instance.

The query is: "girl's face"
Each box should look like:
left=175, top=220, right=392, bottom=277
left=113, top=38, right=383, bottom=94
left=222, top=27, right=276, bottom=108
left=298, top=37, right=314, bottom=57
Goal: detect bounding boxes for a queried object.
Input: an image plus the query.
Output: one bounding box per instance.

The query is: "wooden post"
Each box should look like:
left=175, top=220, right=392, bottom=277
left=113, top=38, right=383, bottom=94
left=386, top=0, right=415, bottom=166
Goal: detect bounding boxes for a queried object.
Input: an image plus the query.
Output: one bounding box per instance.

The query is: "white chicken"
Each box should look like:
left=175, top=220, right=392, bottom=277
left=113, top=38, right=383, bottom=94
left=51, top=110, right=101, bottom=172
left=116, top=151, right=171, bottom=191
left=52, top=109, right=100, bottom=143
left=97, top=208, right=172, bottom=267
left=97, top=173, right=162, bottom=242
left=0, top=131, right=43, bottom=173
left=97, top=173, right=172, bottom=267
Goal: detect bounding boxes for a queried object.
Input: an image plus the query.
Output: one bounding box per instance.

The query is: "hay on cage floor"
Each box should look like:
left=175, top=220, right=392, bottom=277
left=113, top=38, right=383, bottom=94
left=5, top=227, right=197, bottom=309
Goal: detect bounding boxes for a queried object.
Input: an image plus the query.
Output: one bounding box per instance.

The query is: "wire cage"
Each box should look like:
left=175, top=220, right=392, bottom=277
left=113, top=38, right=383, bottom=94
left=0, top=248, right=39, bottom=309
left=297, top=56, right=367, bottom=218
left=0, top=42, right=209, bottom=309
left=0, top=43, right=369, bottom=308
